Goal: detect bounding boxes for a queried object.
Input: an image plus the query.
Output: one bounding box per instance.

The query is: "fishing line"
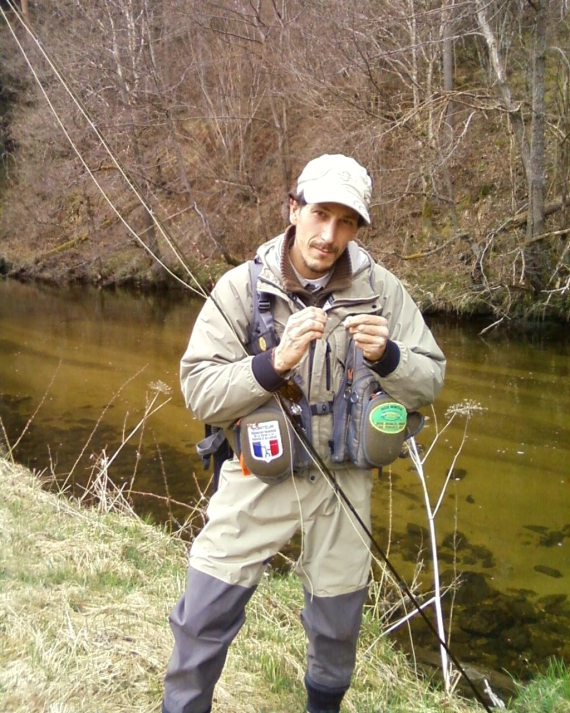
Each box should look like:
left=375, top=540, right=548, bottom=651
left=2, top=0, right=252, bottom=355
left=1, top=0, right=206, bottom=298
left=3, top=6, right=492, bottom=709
left=273, top=394, right=312, bottom=595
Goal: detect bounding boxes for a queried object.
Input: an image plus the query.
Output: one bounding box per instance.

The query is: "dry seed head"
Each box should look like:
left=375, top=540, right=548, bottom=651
left=445, top=399, right=487, bottom=418
left=149, top=380, right=171, bottom=394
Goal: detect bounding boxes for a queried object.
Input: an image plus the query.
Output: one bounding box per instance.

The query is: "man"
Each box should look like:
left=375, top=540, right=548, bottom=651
left=163, top=154, right=446, bottom=713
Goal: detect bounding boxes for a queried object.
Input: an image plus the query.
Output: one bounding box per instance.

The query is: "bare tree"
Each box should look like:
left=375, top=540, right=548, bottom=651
left=1, top=0, right=569, bottom=315
left=473, top=0, right=570, bottom=297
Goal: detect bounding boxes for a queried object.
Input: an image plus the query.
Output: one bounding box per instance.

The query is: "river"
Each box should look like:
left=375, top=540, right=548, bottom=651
left=1, top=277, right=569, bottom=683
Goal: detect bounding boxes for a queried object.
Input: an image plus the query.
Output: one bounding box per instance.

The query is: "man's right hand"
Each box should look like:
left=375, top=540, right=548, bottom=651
left=272, top=307, right=327, bottom=374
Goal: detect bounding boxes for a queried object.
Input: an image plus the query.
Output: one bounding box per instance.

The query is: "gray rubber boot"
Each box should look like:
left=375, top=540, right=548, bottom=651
left=162, top=567, right=256, bottom=713
left=301, top=586, right=367, bottom=690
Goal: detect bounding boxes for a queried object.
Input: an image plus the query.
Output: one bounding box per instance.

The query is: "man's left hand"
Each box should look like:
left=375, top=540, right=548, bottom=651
left=344, top=314, right=389, bottom=362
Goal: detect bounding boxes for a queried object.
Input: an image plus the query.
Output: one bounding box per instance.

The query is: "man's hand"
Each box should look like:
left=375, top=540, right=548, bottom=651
left=344, top=314, right=389, bottom=362
left=272, top=307, right=327, bottom=374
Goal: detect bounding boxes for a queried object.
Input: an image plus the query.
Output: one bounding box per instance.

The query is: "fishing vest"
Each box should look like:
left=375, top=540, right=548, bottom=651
left=197, top=259, right=423, bottom=485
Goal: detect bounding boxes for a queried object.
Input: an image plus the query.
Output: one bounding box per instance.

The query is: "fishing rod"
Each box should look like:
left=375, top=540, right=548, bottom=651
left=279, top=397, right=493, bottom=711
left=2, top=6, right=494, bottom=710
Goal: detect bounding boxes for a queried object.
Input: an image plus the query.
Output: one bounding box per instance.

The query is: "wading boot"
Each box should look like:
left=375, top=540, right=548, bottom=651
left=162, top=704, right=211, bottom=713
left=305, top=675, right=346, bottom=713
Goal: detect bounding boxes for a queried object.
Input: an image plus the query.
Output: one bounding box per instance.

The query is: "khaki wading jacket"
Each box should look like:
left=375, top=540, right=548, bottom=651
left=180, top=232, right=446, bottom=470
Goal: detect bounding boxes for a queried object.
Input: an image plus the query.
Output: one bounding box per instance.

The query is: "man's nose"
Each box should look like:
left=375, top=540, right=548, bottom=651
left=321, top=219, right=338, bottom=243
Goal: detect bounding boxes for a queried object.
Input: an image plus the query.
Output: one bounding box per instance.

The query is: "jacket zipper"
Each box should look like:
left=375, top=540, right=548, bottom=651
left=342, top=343, right=356, bottom=455
left=325, top=342, right=331, bottom=391
left=308, top=340, right=316, bottom=396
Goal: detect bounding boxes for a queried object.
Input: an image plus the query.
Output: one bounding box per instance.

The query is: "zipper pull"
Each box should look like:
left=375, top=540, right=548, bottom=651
left=344, top=341, right=356, bottom=410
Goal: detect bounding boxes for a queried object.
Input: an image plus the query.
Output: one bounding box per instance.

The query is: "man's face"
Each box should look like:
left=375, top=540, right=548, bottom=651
left=289, top=200, right=360, bottom=279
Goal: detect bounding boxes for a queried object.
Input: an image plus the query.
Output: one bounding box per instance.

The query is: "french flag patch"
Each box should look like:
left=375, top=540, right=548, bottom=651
left=247, top=420, right=283, bottom=462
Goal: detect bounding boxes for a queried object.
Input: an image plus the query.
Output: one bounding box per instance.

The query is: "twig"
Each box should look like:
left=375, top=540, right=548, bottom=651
left=405, top=399, right=487, bottom=693
left=60, top=366, right=149, bottom=490
left=408, top=436, right=450, bottom=689
left=9, top=361, right=62, bottom=455
left=0, top=417, right=14, bottom=463
left=382, top=595, right=438, bottom=635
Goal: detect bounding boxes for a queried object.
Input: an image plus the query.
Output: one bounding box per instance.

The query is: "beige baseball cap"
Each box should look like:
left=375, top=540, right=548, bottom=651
left=296, top=154, right=372, bottom=225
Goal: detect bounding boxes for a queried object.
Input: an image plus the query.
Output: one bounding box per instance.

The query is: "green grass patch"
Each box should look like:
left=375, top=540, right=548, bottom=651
left=508, top=659, right=570, bottom=712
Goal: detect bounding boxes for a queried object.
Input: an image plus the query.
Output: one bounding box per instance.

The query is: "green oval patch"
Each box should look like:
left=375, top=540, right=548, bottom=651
left=370, top=402, right=407, bottom=434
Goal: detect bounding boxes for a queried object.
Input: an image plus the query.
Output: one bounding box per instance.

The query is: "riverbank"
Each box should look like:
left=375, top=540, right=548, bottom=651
left=0, top=259, right=565, bottom=328
left=1, top=456, right=569, bottom=712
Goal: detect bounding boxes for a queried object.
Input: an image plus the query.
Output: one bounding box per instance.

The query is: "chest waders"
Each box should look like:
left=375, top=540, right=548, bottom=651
left=182, top=265, right=493, bottom=712
left=197, top=259, right=424, bottom=487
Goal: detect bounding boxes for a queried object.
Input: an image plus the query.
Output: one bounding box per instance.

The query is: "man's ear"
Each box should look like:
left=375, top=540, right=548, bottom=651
left=289, top=197, right=300, bottom=225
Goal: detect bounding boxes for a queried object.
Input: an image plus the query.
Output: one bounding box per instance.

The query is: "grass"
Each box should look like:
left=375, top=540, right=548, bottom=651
left=508, top=661, right=570, bottom=713
left=1, top=456, right=569, bottom=712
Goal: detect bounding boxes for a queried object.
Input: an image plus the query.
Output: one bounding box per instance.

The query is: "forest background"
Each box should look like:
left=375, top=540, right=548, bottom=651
left=1, top=0, right=569, bottom=326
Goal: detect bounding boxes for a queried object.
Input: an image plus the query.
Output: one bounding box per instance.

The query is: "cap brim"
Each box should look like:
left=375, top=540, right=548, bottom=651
left=301, top=185, right=371, bottom=225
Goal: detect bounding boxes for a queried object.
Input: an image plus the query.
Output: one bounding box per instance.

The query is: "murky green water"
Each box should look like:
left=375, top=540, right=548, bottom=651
left=1, top=278, right=569, bottom=683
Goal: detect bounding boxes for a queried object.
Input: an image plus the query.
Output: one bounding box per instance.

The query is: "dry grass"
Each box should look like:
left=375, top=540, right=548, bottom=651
left=2, top=456, right=569, bottom=712
left=0, top=456, right=492, bottom=713
left=0, top=458, right=182, bottom=713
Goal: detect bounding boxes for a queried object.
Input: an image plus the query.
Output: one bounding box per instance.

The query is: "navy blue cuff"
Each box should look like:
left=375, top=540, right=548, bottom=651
left=365, top=339, right=400, bottom=377
left=252, top=350, right=288, bottom=392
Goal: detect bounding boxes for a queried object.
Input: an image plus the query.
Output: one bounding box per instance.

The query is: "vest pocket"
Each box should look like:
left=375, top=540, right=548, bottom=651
left=234, top=396, right=313, bottom=484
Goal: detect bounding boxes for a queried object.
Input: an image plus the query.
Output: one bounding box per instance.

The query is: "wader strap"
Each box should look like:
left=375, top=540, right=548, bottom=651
left=198, top=259, right=277, bottom=492
left=245, top=258, right=279, bottom=354
left=310, top=401, right=334, bottom=416
left=196, top=427, right=227, bottom=469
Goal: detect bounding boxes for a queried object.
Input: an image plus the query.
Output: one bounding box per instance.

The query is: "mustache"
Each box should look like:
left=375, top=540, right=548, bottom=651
left=310, top=241, right=338, bottom=254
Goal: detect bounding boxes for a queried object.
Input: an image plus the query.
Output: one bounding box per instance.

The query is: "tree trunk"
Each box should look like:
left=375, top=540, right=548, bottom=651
left=20, top=0, right=30, bottom=25
left=475, top=0, right=531, bottom=180
left=527, top=1, right=547, bottom=240
left=526, top=1, right=548, bottom=288
left=442, top=6, right=454, bottom=136
left=441, top=0, right=460, bottom=231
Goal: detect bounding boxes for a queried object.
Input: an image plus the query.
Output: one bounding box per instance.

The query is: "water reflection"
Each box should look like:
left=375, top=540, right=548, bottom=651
left=0, top=280, right=208, bottom=523
left=1, top=278, right=569, bottom=681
